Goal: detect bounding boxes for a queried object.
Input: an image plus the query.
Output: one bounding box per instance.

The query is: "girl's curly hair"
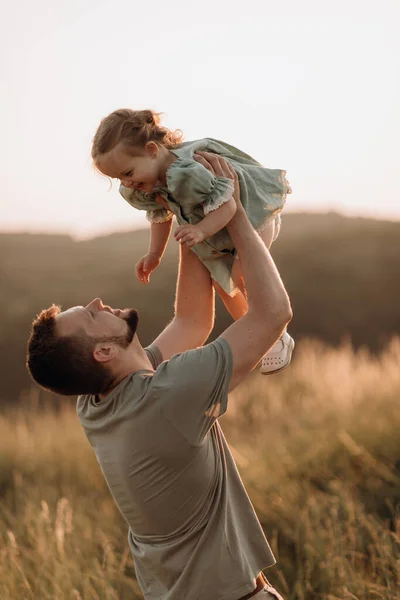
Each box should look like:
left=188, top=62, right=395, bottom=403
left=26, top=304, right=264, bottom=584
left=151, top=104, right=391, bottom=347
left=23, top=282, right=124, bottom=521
left=91, top=109, right=183, bottom=160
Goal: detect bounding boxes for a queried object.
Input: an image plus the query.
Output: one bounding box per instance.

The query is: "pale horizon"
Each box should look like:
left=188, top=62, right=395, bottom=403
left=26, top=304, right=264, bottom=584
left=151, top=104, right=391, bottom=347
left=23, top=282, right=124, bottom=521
left=0, top=208, right=398, bottom=242
left=2, top=0, right=399, bottom=239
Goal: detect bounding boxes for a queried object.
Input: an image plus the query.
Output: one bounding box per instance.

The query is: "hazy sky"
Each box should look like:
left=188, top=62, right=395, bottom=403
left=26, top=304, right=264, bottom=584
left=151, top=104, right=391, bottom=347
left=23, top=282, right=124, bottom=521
left=1, top=0, right=399, bottom=238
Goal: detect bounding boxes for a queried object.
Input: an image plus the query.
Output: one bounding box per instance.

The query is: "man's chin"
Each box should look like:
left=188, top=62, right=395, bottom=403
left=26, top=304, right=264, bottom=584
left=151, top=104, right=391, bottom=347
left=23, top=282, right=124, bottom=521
left=123, top=308, right=139, bottom=341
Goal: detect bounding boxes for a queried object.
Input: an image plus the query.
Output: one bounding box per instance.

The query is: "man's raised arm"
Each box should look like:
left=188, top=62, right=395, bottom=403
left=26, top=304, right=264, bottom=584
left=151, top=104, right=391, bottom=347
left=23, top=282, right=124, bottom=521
left=195, top=152, right=292, bottom=391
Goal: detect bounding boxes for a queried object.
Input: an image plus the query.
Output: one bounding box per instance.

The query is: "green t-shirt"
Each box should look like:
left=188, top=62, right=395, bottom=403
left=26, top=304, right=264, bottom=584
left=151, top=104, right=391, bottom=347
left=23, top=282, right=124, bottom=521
left=77, top=340, right=275, bottom=600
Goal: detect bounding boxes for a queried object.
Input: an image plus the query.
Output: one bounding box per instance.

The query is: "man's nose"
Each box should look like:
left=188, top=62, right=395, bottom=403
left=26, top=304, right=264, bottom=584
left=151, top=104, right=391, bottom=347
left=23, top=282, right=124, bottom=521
left=85, top=298, right=104, bottom=311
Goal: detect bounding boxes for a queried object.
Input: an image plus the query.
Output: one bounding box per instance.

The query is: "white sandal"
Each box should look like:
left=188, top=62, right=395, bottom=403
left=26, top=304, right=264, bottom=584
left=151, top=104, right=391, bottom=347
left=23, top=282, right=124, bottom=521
left=260, top=331, right=295, bottom=375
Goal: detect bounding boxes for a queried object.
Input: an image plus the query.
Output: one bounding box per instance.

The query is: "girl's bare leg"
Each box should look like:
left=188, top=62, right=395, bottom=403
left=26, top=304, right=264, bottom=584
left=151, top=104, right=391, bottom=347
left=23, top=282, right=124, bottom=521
left=212, top=281, right=248, bottom=320
left=152, top=244, right=215, bottom=359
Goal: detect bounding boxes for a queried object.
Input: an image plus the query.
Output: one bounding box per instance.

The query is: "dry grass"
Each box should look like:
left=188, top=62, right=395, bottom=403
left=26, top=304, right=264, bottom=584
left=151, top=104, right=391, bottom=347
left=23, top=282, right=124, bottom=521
left=1, top=339, right=399, bottom=599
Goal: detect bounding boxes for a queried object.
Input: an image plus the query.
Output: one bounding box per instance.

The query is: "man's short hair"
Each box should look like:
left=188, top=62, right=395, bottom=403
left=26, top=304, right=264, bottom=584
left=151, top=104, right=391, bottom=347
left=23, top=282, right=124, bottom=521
left=26, top=305, right=114, bottom=396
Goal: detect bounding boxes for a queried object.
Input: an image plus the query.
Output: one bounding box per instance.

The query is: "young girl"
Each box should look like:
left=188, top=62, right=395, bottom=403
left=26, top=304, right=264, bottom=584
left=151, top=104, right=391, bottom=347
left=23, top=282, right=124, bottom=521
left=92, top=108, right=294, bottom=374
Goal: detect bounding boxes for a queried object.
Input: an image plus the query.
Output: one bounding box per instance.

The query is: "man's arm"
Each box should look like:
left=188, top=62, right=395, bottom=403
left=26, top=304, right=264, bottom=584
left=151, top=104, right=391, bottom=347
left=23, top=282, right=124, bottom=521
left=150, top=243, right=215, bottom=361
left=195, top=152, right=292, bottom=391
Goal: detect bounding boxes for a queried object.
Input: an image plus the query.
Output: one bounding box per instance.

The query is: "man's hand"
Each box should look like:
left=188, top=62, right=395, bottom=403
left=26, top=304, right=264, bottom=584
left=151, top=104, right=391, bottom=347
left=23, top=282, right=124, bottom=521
left=174, top=224, right=206, bottom=247
left=135, top=253, right=161, bottom=284
left=194, top=151, right=242, bottom=211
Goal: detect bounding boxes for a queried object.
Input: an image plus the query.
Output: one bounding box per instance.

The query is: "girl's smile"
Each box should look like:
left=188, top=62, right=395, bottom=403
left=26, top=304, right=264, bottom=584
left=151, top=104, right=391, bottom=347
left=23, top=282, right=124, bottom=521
left=95, top=141, right=174, bottom=193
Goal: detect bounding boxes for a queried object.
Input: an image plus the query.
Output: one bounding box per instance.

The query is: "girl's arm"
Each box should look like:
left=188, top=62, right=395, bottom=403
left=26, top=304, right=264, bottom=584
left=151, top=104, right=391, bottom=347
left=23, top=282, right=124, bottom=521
left=174, top=197, right=236, bottom=247
left=136, top=219, right=173, bottom=284
left=198, top=197, right=237, bottom=238
left=149, top=219, right=173, bottom=258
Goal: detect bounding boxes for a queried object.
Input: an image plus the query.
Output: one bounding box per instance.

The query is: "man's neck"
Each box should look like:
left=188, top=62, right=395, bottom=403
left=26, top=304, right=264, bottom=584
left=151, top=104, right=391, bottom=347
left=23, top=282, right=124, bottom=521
left=98, top=345, right=154, bottom=400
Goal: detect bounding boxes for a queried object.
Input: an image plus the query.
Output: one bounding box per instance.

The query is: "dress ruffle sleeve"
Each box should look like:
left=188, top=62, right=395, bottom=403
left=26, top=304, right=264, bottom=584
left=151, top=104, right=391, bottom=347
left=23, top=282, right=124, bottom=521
left=167, top=158, right=234, bottom=216
left=145, top=208, right=173, bottom=224
left=119, top=185, right=173, bottom=224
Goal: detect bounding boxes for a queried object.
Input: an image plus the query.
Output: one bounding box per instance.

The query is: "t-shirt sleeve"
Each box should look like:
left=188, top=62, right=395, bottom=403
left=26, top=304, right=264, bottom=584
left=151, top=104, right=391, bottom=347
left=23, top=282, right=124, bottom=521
left=153, top=339, right=233, bottom=446
left=167, top=158, right=235, bottom=215
left=145, top=344, right=163, bottom=369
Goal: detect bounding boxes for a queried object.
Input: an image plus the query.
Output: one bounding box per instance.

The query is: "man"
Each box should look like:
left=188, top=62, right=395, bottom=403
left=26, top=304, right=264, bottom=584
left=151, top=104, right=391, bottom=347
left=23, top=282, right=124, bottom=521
left=27, top=154, right=292, bottom=600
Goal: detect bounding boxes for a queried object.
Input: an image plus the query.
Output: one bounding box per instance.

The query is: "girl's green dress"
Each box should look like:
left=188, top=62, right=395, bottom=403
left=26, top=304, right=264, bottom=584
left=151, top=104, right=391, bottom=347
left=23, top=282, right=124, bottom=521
left=120, top=138, right=291, bottom=295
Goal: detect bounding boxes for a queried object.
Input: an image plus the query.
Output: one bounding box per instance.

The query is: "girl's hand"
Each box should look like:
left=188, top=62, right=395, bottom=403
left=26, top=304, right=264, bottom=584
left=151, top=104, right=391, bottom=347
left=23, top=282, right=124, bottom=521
left=135, top=252, right=161, bottom=284
left=174, top=224, right=205, bottom=247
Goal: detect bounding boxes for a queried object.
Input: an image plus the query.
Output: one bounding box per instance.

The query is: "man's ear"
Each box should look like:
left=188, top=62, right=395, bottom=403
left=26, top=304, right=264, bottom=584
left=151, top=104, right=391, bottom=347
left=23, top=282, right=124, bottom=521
left=93, top=343, right=118, bottom=363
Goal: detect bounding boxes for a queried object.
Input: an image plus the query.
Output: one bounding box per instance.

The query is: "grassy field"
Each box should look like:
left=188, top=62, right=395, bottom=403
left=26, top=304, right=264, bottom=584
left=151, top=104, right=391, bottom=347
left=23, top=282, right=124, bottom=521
left=1, top=339, right=399, bottom=600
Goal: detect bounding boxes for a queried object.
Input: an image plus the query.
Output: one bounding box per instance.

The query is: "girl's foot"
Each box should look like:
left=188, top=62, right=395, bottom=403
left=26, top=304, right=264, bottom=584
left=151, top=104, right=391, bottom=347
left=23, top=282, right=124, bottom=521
left=260, top=331, right=295, bottom=375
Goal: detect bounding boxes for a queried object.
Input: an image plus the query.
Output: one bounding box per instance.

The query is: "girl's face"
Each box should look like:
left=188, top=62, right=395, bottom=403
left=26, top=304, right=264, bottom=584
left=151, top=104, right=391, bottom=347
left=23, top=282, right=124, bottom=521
left=96, top=142, right=161, bottom=193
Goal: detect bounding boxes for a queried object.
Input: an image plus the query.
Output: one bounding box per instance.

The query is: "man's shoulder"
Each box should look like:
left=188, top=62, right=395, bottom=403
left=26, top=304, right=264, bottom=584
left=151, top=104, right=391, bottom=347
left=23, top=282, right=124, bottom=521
left=148, top=339, right=232, bottom=386
left=75, top=371, right=153, bottom=429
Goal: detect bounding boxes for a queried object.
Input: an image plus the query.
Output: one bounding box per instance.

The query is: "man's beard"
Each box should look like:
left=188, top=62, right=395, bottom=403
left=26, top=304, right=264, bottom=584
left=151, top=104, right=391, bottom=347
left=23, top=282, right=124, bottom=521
left=91, top=308, right=139, bottom=349
left=122, top=308, right=139, bottom=346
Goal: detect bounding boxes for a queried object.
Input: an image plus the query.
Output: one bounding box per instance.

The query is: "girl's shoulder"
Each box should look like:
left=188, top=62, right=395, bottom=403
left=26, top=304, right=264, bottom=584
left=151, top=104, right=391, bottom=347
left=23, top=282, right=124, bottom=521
left=170, top=138, right=261, bottom=165
left=165, top=140, right=234, bottom=203
left=169, top=138, right=209, bottom=160
left=166, top=140, right=209, bottom=183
